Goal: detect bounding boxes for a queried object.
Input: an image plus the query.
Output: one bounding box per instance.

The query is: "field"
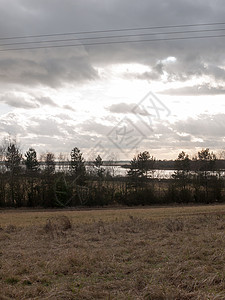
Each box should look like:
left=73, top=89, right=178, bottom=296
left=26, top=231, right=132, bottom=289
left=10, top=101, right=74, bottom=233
left=0, top=205, right=225, bottom=299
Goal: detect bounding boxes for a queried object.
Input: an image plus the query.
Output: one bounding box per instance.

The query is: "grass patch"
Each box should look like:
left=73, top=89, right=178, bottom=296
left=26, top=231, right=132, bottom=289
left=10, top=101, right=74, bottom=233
left=5, top=277, right=19, bottom=285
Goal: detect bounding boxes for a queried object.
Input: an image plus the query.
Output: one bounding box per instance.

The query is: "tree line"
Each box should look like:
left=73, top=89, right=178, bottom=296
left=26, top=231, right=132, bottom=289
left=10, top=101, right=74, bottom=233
left=0, top=138, right=224, bottom=207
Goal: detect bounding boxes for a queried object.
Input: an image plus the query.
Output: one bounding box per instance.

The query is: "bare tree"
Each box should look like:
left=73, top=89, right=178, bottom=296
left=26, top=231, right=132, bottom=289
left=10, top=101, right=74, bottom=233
left=44, top=152, right=55, bottom=174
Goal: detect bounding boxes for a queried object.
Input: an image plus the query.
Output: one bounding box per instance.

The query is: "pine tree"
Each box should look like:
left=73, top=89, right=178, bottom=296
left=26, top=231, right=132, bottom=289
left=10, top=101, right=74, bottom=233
left=70, top=147, right=86, bottom=185
left=94, top=155, right=105, bottom=178
left=25, top=148, right=39, bottom=172
left=94, top=155, right=103, bottom=168
left=5, top=142, right=22, bottom=206
left=173, top=151, right=190, bottom=190
left=5, top=143, right=22, bottom=174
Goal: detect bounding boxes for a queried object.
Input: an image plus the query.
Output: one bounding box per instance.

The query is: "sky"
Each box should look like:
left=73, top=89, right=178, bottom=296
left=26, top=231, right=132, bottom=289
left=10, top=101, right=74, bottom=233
left=0, top=0, right=225, bottom=160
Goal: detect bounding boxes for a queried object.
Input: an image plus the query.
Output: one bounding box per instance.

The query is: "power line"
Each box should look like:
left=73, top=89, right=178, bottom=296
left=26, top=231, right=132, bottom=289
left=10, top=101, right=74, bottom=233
left=1, top=27, right=225, bottom=47
left=0, top=21, right=225, bottom=41
left=0, top=33, right=225, bottom=52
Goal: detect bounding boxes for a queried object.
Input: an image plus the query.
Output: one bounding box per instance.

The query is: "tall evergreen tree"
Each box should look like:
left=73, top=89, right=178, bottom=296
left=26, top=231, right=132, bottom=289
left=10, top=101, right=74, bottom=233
left=24, top=148, right=39, bottom=207
left=94, top=154, right=105, bottom=178
left=173, top=151, right=190, bottom=190
left=94, top=154, right=103, bottom=168
left=5, top=143, right=22, bottom=174
left=70, top=147, right=86, bottom=185
left=25, top=148, right=39, bottom=172
left=5, top=141, right=22, bottom=206
left=128, top=151, right=155, bottom=180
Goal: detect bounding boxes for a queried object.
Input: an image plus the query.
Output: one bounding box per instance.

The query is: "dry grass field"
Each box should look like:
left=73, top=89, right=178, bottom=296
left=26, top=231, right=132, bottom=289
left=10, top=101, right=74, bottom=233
left=0, top=205, right=225, bottom=299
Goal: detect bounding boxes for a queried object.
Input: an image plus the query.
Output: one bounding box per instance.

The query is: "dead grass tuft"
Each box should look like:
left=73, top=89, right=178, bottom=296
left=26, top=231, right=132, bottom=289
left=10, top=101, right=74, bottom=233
left=5, top=224, right=17, bottom=233
left=43, top=215, right=72, bottom=238
left=165, top=218, right=185, bottom=232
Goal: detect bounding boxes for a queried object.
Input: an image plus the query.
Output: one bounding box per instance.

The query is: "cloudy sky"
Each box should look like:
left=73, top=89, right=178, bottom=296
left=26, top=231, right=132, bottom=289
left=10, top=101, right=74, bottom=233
left=0, top=0, right=225, bottom=160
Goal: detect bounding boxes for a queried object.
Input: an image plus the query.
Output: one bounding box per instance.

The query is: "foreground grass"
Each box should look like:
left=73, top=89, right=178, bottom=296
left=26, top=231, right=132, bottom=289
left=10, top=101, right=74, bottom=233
left=1, top=204, right=225, bottom=227
left=0, top=205, right=225, bottom=299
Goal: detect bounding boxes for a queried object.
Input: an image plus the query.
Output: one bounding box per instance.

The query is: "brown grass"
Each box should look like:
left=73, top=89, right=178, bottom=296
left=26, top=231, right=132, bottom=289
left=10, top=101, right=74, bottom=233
left=0, top=205, right=225, bottom=299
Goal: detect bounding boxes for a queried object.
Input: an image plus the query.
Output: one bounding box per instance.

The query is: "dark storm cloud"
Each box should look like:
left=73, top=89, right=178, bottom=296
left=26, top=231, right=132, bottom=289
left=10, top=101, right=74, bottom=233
left=29, top=118, right=62, bottom=136
left=139, top=113, right=225, bottom=151
left=0, top=93, right=58, bottom=109
left=161, top=84, right=225, bottom=96
left=0, top=113, right=26, bottom=135
left=172, top=114, right=225, bottom=138
left=0, top=93, right=39, bottom=109
left=36, top=97, right=58, bottom=106
left=80, top=120, right=114, bottom=136
left=0, top=0, right=225, bottom=87
left=107, top=103, right=136, bottom=114
left=62, top=105, right=76, bottom=111
left=124, top=62, right=164, bottom=81
left=0, top=50, right=99, bottom=87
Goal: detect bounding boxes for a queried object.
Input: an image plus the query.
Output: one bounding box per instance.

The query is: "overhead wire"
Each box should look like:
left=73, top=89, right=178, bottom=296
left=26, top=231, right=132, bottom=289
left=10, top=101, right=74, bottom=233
left=0, top=27, right=225, bottom=47
left=0, top=21, right=225, bottom=40
left=0, top=21, right=225, bottom=52
left=0, top=33, right=225, bottom=52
